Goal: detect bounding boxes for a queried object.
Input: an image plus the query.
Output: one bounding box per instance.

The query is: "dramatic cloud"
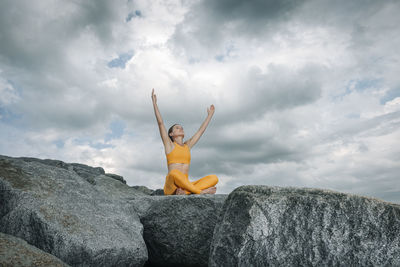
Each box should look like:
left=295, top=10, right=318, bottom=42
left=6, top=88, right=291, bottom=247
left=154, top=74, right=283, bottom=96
left=1, top=0, right=399, bottom=203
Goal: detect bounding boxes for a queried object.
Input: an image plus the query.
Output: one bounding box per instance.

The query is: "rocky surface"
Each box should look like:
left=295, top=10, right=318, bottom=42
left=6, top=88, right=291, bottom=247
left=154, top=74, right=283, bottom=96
left=16, top=156, right=127, bottom=185
left=0, top=232, right=70, bottom=267
left=130, top=186, right=165, bottom=196
left=137, top=194, right=228, bottom=267
left=2, top=154, right=400, bottom=267
left=0, top=155, right=148, bottom=267
left=209, top=185, right=400, bottom=266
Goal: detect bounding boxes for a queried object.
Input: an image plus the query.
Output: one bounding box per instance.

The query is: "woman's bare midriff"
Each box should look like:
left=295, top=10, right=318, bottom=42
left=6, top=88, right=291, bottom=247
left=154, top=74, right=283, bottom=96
left=165, top=141, right=190, bottom=175
left=167, top=163, right=189, bottom=175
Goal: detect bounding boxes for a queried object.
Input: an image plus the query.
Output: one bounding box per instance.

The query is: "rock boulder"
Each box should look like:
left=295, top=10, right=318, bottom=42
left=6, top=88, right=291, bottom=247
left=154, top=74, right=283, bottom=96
left=0, top=155, right=148, bottom=267
left=209, top=185, right=400, bottom=266
left=137, top=194, right=228, bottom=267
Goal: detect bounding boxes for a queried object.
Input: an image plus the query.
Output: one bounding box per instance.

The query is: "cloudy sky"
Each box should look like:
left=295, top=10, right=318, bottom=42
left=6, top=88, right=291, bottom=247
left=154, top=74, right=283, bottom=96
left=1, top=0, right=399, bottom=203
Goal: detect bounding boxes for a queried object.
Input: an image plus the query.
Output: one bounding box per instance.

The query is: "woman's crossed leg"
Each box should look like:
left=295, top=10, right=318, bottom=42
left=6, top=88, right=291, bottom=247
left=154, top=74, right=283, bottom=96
left=164, top=169, right=218, bottom=195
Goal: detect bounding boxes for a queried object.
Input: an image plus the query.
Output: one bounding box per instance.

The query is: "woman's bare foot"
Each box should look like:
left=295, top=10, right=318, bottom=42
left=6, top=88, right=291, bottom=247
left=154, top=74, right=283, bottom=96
left=175, top=187, right=189, bottom=195
left=200, top=186, right=217, bottom=194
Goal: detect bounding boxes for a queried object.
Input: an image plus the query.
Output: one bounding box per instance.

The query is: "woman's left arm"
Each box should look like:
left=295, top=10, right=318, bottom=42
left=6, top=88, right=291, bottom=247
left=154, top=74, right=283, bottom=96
left=185, top=104, right=215, bottom=148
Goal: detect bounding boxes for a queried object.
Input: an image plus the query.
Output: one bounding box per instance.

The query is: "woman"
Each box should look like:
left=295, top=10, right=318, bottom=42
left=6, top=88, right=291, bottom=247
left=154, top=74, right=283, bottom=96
left=151, top=88, right=218, bottom=195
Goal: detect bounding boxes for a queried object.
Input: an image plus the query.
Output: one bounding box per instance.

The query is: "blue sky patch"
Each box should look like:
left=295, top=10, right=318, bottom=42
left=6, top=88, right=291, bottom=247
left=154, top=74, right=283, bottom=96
left=214, top=43, right=235, bottom=62
left=126, top=10, right=142, bottom=22
left=352, top=78, right=382, bottom=92
left=0, top=107, right=23, bottom=125
left=380, top=87, right=400, bottom=105
left=53, top=139, right=65, bottom=149
left=107, top=51, right=134, bottom=69
left=215, top=54, right=224, bottom=62
left=333, top=78, right=383, bottom=101
left=105, top=119, right=126, bottom=142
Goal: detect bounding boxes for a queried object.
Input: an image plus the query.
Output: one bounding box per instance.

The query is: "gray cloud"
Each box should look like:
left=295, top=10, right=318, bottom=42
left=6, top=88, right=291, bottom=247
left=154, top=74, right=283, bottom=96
left=322, top=110, right=400, bottom=142
left=169, top=0, right=400, bottom=69
left=238, top=64, right=322, bottom=110
left=0, top=0, right=136, bottom=131
left=211, top=63, right=323, bottom=126
left=0, top=0, right=122, bottom=72
left=169, top=0, right=306, bottom=59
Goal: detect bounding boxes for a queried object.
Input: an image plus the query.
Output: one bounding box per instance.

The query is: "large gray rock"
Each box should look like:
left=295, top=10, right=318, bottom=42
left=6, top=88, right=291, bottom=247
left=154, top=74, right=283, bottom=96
left=130, top=186, right=164, bottom=196
left=93, top=173, right=148, bottom=200
left=18, top=156, right=106, bottom=185
left=136, top=194, right=228, bottom=267
left=0, top=155, right=148, bottom=267
left=0, top=232, right=70, bottom=267
left=209, top=185, right=400, bottom=266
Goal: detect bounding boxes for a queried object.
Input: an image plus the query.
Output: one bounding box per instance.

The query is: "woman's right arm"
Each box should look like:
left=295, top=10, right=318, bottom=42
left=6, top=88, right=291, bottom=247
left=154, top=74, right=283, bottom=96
left=152, top=88, right=163, bottom=124
left=152, top=88, right=171, bottom=147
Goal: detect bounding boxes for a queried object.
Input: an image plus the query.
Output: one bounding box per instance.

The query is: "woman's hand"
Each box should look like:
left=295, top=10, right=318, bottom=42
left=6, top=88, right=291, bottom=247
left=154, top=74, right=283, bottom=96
left=207, top=104, right=215, bottom=116
left=151, top=88, right=157, bottom=104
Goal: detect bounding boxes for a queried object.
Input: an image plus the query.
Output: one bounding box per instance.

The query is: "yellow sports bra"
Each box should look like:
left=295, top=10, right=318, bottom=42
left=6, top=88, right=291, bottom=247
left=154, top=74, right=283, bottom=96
left=166, top=141, right=191, bottom=165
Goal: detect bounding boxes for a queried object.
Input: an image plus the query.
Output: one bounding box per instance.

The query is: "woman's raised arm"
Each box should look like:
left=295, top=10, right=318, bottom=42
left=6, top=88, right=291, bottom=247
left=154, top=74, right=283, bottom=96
left=152, top=88, right=171, bottom=146
left=186, top=104, right=215, bottom=148
left=152, top=88, right=163, bottom=124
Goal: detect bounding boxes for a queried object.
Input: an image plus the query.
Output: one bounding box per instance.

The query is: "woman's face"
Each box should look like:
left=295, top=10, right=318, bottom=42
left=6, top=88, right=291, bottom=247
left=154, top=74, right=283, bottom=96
left=174, top=125, right=184, bottom=136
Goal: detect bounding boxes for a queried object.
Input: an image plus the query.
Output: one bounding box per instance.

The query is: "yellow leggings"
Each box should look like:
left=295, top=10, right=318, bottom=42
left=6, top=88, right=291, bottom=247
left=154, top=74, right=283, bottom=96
left=164, top=169, right=219, bottom=195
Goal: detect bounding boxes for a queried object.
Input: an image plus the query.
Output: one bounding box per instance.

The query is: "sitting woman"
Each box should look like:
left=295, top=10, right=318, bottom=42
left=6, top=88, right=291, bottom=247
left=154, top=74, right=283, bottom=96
left=151, top=88, right=218, bottom=195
